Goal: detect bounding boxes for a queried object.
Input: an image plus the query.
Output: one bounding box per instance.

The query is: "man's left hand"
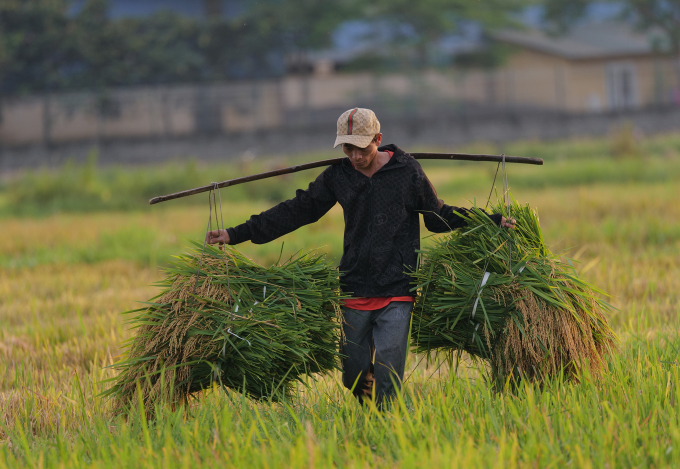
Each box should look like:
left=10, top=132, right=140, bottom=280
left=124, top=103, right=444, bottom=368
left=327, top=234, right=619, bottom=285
left=500, top=216, right=516, bottom=229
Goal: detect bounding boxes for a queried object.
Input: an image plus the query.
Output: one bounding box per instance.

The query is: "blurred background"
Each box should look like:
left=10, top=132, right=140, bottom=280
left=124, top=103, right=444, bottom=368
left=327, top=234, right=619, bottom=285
left=1, top=0, right=679, bottom=264
left=3, top=0, right=680, bottom=259
left=3, top=0, right=680, bottom=167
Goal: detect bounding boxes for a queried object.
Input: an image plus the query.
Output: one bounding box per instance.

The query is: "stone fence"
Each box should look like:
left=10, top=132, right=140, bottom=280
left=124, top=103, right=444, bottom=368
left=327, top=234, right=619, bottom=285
left=2, top=70, right=680, bottom=169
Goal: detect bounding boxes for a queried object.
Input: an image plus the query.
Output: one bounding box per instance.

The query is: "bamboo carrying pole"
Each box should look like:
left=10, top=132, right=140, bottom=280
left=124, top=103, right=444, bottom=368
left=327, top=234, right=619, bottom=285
left=149, top=153, right=543, bottom=205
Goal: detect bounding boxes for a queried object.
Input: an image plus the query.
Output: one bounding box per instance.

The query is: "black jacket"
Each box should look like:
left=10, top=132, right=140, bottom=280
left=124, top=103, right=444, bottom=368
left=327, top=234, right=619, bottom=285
left=227, top=144, right=502, bottom=297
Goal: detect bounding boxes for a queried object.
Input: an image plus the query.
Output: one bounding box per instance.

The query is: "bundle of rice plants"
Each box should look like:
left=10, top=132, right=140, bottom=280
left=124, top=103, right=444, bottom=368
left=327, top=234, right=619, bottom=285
left=411, top=199, right=617, bottom=384
left=104, top=242, right=345, bottom=413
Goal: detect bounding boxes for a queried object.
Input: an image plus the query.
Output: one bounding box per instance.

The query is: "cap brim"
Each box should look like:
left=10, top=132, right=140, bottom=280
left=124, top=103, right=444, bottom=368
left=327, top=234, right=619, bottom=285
left=333, top=134, right=374, bottom=149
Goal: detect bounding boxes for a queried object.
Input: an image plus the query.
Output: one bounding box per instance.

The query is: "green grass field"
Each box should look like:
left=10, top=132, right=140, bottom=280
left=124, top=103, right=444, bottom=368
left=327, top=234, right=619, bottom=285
left=1, top=132, right=679, bottom=467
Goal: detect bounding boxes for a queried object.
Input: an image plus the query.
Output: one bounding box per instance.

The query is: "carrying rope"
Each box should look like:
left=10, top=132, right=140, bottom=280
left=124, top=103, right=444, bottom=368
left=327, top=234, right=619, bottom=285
left=193, top=184, right=250, bottom=365
left=469, top=154, right=512, bottom=321
left=212, top=182, right=232, bottom=297
left=485, top=162, right=501, bottom=211
left=195, top=183, right=232, bottom=296
left=192, top=188, right=215, bottom=295
left=502, top=154, right=512, bottom=272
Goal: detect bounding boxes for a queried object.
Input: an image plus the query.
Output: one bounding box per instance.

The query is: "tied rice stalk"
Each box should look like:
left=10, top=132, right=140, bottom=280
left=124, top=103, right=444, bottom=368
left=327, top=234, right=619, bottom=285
left=412, top=199, right=618, bottom=384
left=103, top=242, right=346, bottom=413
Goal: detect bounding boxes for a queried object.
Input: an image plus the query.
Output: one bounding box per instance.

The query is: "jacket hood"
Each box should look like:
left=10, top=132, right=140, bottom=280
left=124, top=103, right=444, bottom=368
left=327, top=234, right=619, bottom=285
left=379, top=143, right=406, bottom=157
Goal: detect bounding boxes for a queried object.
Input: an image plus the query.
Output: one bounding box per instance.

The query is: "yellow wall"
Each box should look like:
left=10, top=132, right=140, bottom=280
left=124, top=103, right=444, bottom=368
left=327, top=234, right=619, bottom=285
left=2, top=57, right=678, bottom=147
left=0, top=98, right=44, bottom=145
left=499, top=48, right=678, bottom=112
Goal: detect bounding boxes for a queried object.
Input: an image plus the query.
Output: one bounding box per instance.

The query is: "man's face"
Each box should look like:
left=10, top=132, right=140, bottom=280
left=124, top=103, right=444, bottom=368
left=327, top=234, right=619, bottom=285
left=341, top=134, right=382, bottom=169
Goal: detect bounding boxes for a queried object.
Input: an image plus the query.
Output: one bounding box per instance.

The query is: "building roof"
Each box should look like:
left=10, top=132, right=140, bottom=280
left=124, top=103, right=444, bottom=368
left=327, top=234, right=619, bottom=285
left=493, top=22, right=666, bottom=60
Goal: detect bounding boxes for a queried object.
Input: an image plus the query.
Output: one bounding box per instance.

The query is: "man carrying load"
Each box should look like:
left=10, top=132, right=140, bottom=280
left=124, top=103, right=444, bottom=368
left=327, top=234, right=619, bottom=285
left=206, top=108, right=516, bottom=407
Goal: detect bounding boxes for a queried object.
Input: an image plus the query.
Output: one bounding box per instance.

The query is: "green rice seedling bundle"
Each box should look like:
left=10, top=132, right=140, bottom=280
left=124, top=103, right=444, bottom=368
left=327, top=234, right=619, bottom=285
left=105, top=242, right=345, bottom=413
left=412, top=199, right=617, bottom=383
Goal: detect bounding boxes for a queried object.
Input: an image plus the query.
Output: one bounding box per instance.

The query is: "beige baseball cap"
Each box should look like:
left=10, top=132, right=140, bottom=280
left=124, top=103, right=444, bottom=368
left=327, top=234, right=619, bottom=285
left=333, top=108, right=380, bottom=148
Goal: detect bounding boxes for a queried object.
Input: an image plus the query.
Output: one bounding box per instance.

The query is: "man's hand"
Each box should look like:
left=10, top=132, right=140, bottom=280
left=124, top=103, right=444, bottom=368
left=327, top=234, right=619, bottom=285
left=500, top=216, right=516, bottom=230
left=206, top=229, right=230, bottom=245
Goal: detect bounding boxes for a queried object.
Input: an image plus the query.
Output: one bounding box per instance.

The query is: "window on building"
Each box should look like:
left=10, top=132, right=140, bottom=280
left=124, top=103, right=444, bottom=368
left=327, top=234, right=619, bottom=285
left=606, top=62, right=638, bottom=110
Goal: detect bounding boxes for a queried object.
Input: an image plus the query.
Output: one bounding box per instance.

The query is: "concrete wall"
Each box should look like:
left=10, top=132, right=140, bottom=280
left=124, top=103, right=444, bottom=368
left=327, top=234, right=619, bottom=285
left=3, top=105, right=680, bottom=171
left=6, top=65, right=679, bottom=150
left=0, top=69, right=575, bottom=150
left=3, top=67, right=680, bottom=169
left=0, top=83, right=285, bottom=147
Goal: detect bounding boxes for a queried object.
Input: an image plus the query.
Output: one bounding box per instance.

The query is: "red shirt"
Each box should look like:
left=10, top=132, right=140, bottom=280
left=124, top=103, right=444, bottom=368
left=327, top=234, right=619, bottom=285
left=343, top=150, right=415, bottom=311
left=343, top=296, right=415, bottom=310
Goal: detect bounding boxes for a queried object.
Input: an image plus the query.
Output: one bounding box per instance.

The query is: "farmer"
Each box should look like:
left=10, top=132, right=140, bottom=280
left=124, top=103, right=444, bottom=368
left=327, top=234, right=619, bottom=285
left=206, top=108, right=515, bottom=407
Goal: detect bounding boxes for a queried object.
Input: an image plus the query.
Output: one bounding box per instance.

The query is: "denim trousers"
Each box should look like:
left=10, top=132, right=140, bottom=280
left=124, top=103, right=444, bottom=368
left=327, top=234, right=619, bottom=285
left=341, top=301, right=413, bottom=406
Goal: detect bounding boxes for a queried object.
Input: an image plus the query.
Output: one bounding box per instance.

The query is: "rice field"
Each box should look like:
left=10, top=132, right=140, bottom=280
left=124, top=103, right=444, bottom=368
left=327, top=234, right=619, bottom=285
left=1, top=133, right=680, bottom=467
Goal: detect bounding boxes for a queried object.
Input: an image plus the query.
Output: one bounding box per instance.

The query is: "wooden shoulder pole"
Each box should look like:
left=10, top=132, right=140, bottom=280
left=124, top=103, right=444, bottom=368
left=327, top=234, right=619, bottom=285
left=149, top=153, right=543, bottom=205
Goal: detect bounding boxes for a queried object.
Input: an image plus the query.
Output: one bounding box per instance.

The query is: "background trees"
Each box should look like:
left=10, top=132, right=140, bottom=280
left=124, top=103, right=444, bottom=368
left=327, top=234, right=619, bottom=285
left=0, top=0, right=528, bottom=95
left=0, top=0, right=74, bottom=94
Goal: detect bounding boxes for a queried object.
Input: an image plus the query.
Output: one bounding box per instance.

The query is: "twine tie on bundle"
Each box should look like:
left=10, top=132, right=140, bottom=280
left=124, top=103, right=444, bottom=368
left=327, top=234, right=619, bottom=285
left=226, top=328, right=251, bottom=346
left=471, top=323, right=480, bottom=344
left=471, top=271, right=491, bottom=319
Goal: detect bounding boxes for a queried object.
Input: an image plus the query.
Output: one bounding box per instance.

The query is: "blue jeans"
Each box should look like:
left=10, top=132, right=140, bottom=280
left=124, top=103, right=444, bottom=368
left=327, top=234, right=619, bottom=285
left=341, top=301, right=413, bottom=406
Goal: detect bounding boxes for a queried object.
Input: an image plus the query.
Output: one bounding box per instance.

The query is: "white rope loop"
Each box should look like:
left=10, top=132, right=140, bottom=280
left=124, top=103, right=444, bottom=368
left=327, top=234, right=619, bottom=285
left=471, top=271, right=491, bottom=319
left=227, top=327, right=251, bottom=346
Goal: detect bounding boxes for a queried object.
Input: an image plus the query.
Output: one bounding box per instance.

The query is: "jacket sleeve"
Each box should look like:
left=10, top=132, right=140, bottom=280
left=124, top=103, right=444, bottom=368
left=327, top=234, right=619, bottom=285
left=415, top=165, right=502, bottom=233
left=227, top=168, right=337, bottom=245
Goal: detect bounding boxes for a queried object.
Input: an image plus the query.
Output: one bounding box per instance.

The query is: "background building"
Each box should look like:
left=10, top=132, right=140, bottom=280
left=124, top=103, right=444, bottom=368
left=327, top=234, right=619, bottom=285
left=2, top=2, right=680, bottom=167
left=492, top=22, right=678, bottom=112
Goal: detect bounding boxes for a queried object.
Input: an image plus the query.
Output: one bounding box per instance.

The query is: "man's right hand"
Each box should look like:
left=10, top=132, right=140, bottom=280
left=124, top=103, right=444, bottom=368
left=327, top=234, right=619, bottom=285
left=206, top=229, right=230, bottom=245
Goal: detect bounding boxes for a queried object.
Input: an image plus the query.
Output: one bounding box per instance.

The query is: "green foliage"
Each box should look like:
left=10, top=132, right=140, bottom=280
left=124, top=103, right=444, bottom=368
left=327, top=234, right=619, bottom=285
left=4, top=132, right=680, bottom=219
left=0, top=0, right=206, bottom=93
left=2, top=133, right=680, bottom=272
left=541, top=0, right=590, bottom=34
left=1, top=134, right=680, bottom=466
left=0, top=0, right=286, bottom=93
left=0, top=0, right=363, bottom=93
left=412, top=199, right=616, bottom=383
left=0, top=0, right=73, bottom=94
left=4, top=332, right=680, bottom=467
left=0, top=152, right=316, bottom=217
left=105, top=243, right=345, bottom=412
left=246, top=0, right=362, bottom=51
left=609, top=121, right=643, bottom=159
left=0, top=0, right=536, bottom=93
left=74, top=6, right=206, bottom=88
left=365, top=0, right=529, bottom=67
left=453, top=43, right=517, bottom=69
